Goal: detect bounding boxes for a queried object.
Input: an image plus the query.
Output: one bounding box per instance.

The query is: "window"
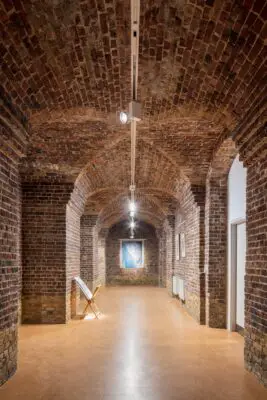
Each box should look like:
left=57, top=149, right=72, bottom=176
left=120, top=239, right=144, bottom=269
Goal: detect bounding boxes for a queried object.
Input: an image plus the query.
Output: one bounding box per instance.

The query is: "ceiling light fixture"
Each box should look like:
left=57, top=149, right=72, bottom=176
left=119, top=101, right=141, bottom=125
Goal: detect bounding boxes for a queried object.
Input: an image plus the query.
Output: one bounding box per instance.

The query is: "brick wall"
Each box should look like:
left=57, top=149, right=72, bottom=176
left=174, top=183, right=205, bottom=324
left=22, top=183, right=73, bottom=323
left=96, top=228, right=108, bottom=288
left=66, top=198, right=82, bottom=320
left=80, top=216, right=107, bottom=290
left=205, top=137, right=237, bottom=328
left=106, top=220, right=159, bottom=285
left=80, top=215, right=98, bottom=290
left=244, top=159, right=267, bottom=387
left=205, top=174, right=228, bottom=328
left=0, top=120, right=25, bottom=385
left=159, top=216, right=175, bottom=293
left=21, top=180, right=85, bottom=323
left=157, top=228, right=167, bottom=288
left=157, top=228, right=164, bottom=287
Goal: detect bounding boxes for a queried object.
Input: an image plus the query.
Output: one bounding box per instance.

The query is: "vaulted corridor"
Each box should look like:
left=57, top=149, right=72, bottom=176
left=0, top=287, right=266, bottom=400
left=0, top=0, right=266, bottom=395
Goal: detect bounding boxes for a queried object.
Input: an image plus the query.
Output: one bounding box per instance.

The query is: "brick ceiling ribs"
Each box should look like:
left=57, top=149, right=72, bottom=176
left=1, top=0, right=266, bottom=223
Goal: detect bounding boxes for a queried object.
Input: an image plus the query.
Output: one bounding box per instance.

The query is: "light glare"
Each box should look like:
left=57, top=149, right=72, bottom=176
left=129, top=201, right=136, bottom=213
left=120, top=111, right=128, bottom=124
left=130, top=221, right=135, bottom=229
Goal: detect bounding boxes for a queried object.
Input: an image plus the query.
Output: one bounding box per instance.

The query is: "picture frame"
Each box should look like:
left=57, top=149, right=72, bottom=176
left=120, top=239, right=144, bottom=269
left=181, top=233, right=186, bottom=258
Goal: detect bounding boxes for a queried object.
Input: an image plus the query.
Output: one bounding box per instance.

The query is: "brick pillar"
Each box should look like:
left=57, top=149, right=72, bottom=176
left=22, top=183, right=74, bottom=324
left=166, top=216, right=175, bottom=294
left=0, top=119, right=26, bottom=385
left=157, top=219, right=175, bottom=291
left=205, top=175, right=228, bottom=328
left=80, top=215, right=98, bottom=290
left=244, top=161, right=267, bottom=387
left=157, top=228, right=166, bottom=287
left=173, top=183, right=205, bottom=324
left=66, top=198, right=83, bottom=320
left=97, top=228, right=108, bottom=287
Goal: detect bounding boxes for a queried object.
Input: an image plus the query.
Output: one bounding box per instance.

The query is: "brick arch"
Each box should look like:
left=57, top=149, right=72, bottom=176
left=205, top=102, right=266, bottom=332
left=97, top=191, right=170, bottom=228
left=100, top=210, right=164, bottom=230
left=231, top=103, right=267, bottom=386
left=72, top=133, right=188, bottom=224
left=73, top=135, right=186, bottom=202
left=233, top=99, right=267, bottom=166
left=205, top=136, right=237, bottom=328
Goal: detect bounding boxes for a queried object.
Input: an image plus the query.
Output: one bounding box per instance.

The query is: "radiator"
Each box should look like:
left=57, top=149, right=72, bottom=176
left=172, top=275, right=179, bottom=295
left=172, top=276, right=185, bottom=301
left=178, top=278, right=185, bottom=301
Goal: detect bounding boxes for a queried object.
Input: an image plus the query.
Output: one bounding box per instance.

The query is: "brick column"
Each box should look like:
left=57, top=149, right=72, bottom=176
left=22, top=183, right=74, bottom=324
left=166, top=216, right=175, bottom=294
left=66, top=197, right=83, bottom=320
left=174, top=183, right=205, bottom=324
left=157, top=228, right=166, bottom=288
left=80, top=215, right=98, bottom=290
left=244, top=161, right=267, bottom=387
left=96, top=228, right=108, bottom=287
left=0, top=119, right=26, bottom=385
left=205, top=175, right=228, bottom=328
left=204, top=137, right=236, bottom=328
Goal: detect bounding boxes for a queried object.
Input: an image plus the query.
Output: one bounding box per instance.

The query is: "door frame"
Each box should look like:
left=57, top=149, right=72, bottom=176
left=228, top=218, right=246, bottom=332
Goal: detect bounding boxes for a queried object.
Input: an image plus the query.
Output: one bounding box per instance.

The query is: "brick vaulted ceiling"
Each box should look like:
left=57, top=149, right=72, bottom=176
left=1, top=0, right=266, bottom=222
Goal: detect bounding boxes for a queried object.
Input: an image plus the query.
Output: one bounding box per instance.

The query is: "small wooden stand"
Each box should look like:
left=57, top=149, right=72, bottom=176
left=73, top=277, right=101, bottom=319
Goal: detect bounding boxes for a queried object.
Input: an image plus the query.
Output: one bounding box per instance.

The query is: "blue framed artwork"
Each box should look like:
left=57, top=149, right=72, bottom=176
left=120, top=240, right=144, bottom=269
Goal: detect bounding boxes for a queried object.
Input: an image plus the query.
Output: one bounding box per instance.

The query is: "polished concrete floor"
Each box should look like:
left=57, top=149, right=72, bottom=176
left=0, top=287, right=266, bottom=400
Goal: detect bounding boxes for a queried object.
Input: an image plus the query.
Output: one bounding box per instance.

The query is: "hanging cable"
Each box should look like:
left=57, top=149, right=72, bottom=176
left=129, top=0, right=140, bottom=230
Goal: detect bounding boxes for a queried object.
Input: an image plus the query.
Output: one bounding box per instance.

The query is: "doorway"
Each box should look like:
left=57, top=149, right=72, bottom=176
left=229, top=220, right=246, bottom=333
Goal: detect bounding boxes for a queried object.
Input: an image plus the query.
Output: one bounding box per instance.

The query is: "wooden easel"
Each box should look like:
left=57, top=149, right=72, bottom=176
left=73, top=277, right=101, bottom=319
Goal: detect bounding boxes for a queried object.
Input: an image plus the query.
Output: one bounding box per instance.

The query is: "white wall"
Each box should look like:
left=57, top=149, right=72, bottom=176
left=236, top=223, right=246, bottom=328
left=228, top=156, right=247, bottom=222
left=227, top=155, right=247, bottom=330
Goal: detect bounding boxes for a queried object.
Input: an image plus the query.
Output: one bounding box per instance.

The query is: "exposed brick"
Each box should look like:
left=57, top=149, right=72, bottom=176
left=173, top=181, right=206, bottom=324
left=244, top=159, right=267, bottom=387
left=0, top=118, right=26, bottom=385
left=106, top=220, right=159, bottom=286
left=22, top=182, right=83, bottom=323
left=80, top=215, right=98, bottom=289
left=0, top=0, right=266, bottom=389
left=205, top=137, right=237, bottom=328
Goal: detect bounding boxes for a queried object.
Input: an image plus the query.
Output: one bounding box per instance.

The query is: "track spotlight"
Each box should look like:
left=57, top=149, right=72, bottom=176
left=119, top=111, right=129, bottom=124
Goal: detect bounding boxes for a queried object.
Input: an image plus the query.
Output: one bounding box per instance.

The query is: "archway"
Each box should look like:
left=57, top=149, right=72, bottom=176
left=227, top=155, right=247, bottom=332
left=205, top=137, right=237, bottom=328
left=106, top=219, right=159, bottom=286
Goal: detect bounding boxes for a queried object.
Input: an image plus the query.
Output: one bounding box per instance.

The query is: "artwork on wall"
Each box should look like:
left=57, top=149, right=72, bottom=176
left=175, top=233, right=180, bottom=260
left=181, top=233, right=186, bottom=258
left=120, top=240, right=144, bottom=269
